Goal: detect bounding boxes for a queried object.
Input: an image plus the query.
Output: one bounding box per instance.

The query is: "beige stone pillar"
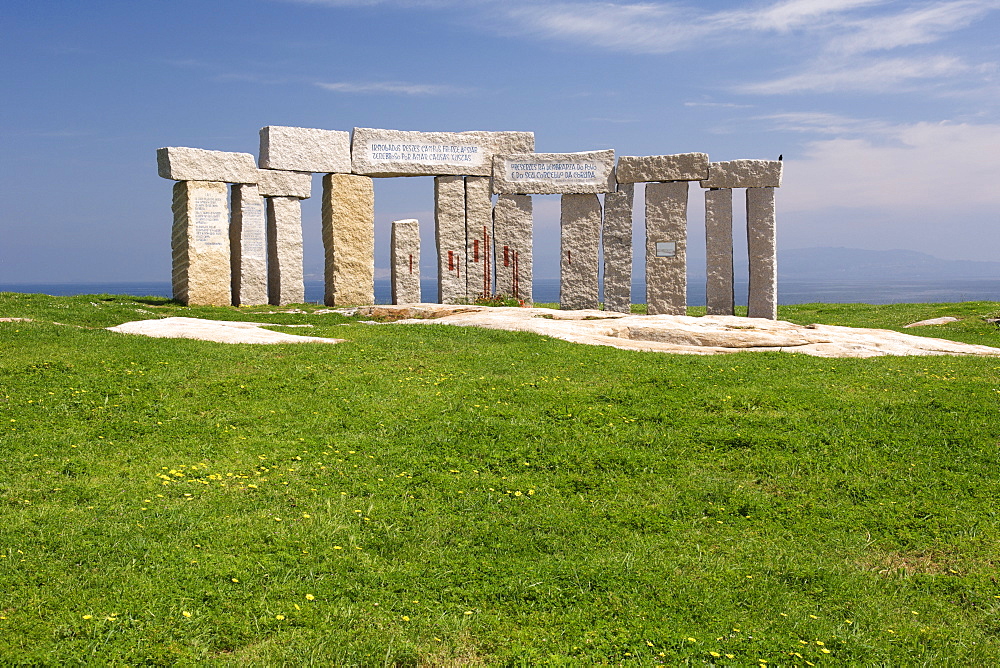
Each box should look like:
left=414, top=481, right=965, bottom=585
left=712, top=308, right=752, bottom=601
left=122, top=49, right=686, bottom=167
left=266, top=196, right=305, bottom=306
left=645, top=181, right=688, bottom=315
left=602, top=183, right=633, bottom=313
left=321, top=173, right=375, bottom=307
left=493, top=194, right=533, bottom=304
left=705, top=187, right=734, bottom=315
left=560, top=194, right=601, bottom=310
left=435, top=176, right=466, bottom=304
left=230, top=184, right=268, bottom=306
left=465, top=176, right=493, bottom=301
left=747, top=187, right=777, bottom=319
left=171, top=180, right=231, bottom=306
left=391, top=219, right=421, bottom=304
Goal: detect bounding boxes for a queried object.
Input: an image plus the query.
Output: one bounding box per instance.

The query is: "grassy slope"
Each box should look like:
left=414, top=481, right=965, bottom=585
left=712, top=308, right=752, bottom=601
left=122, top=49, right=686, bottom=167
left=1, top=293, right=999, bottom=665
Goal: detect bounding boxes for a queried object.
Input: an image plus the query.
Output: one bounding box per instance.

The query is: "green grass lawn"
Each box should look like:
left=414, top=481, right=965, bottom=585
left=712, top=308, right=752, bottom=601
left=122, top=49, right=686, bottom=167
left=2, top=292, right=1000, bottom=665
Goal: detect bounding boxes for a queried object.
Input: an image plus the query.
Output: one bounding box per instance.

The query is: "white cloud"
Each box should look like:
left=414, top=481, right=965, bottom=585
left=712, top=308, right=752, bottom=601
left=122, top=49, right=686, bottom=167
left=315, top=80, right=465, bottom=95
left=738, top=55, right=972, bottom=94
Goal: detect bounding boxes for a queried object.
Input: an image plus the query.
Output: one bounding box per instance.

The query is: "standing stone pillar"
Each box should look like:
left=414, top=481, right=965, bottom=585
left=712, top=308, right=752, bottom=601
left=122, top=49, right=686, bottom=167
left=645, top=181, right=688, bottom=315
left=321, top=173, right=375, bottom=306
left=704, top=188, right=734, bottom=315
left=493, top=194, right=533, bottom=304
left=435, top=176, right=466, bottom=304
left=391, top=219, right=421, bottom=304
left=747, top=187, right=777, bottom=319
left=171, top=180, right=231, bottom=306
left=465, top=176, right=493, bottom=301
left=602, top=183, right=634, bottom=313
left=560, top=194, right=602, bottom=310
left=266, top=196, right=305, bottom=305
left=230, top=184, right=268, bottom=306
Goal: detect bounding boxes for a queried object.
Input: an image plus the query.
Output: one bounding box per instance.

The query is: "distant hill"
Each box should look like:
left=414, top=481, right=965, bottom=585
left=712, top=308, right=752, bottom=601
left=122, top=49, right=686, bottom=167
left=777, top=247, right=1000, bottom=281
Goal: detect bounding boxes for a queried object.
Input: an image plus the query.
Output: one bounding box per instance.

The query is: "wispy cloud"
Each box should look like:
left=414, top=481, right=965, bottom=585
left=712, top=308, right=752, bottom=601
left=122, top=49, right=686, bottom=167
left=315, top=80, right=466, bottom=95
left=739, top=55, right=973, bottom=94
left=684, top=101, right=753, bottom=109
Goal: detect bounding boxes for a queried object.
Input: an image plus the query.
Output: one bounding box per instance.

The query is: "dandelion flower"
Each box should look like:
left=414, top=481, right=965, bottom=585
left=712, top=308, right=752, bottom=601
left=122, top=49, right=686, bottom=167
left=306, top=594, right=316, bottom=600
left=231, top=578, right=239, bottom=583
left=82, top=614, right=93, bottom=620
left=401, top=615, right=410, bottom=621
left=464, top=610, right=473, bottom=615
left=182, top=611, right=192, bottom=618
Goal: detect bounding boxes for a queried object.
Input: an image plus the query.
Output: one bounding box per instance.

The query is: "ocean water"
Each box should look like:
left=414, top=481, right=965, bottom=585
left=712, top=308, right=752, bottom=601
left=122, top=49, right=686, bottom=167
left=2, top=278, right=999, bottom=305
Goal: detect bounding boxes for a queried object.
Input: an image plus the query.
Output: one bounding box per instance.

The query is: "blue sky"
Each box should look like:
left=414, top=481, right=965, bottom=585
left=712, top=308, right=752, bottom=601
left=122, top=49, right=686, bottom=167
left=2, top=0, right=998, bottom=282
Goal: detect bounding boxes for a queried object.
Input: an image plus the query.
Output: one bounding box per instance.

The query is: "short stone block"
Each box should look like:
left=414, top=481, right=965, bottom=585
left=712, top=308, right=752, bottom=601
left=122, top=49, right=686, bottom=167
left=645, top=181, right=688, bottom=315
left=352, top=128, right=534, bottom=177
left=493, top=150, right=616, bottom=195
left=256, top=169, right=312, bottom=199
left=465, top=176, right=493, bottom=300
left=230, top=184, right=268, bottom=306
left=700, top=160, right=782, bottom=189
left=747, top=187, right=777, bottom=319
left=493, top=195, right=533, bottom=304
left=704, top=188, right=734, bottom=316
left=602, top=183, right=634, bottom=313
left=560, top=194, right=602, bottom=310
left=259, top=126, right=351, bottom=174
left=435, top=176, right=466, bottom=304
left=322, top=174, right=375, bottom=306
left=615, top=153, right=709, bottom=183
left=158, top=147, right=257, bottom=183
left=266, top=196, right=305, bottom=305
left=171, top=181, right=232, bottom=306
left=391, top=219, right=421, bottom=305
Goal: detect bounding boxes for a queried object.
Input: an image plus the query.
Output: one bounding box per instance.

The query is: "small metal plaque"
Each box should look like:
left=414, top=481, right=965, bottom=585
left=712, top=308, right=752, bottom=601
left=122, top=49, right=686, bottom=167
left=655, top=241, right=676, bottom=258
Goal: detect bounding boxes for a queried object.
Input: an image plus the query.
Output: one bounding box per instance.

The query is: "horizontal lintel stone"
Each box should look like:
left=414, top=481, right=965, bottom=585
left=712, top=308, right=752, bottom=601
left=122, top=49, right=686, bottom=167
left=256, top=169, right=312, bottom=199
left=259, top=126, right=351, bottom=174
left=157, top=147, right=258, bottom=183
left=616, top=153, right=709, bottom=183
left=351, top=128, right=534, bottom=177
left=700, top=159, right=782, bottom=189
left=492, top=149, right=616, bottom=195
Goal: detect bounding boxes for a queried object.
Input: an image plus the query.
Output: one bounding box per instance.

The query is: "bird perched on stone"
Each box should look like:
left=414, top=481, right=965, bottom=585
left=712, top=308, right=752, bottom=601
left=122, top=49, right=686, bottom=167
left=778, top=154, right=783, bottom=161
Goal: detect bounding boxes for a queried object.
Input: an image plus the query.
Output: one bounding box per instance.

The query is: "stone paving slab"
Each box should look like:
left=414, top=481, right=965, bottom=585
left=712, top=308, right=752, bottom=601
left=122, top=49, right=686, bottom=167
left=108, top=317, right=343, bottom=344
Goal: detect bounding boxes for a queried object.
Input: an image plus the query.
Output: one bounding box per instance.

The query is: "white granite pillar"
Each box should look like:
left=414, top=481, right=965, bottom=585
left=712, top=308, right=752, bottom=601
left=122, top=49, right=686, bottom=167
left=171, top=180, right=231, bottom=306
left=704, top=187, right=734, bottom=316
left=391, top=219, right=421, bottom=305
left=465, top=176, right=493, bottom=301
left=266, top=196, right=305, bottom=306
left=230, top=184, right=268, bottom=306
left=602, top=183, right=633, bottom=313
left=747, top=187, right=777, bottom=319
left=321, top=173, right=375, bottom=307
left=493, top=194, right=533, bottom=304
left=560, top=194, right=601, bottom=310
left=435, top=176, right=466, bottom=304
left=645, top=181, right=688, bottom=315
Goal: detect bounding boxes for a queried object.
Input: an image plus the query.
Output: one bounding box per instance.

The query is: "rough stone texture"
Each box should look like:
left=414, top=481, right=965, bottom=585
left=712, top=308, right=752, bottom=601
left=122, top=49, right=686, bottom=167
left=230, top=184, right=268, bottom=306
left=366, top=305, right=1000, bottom=358
left=465, top=176, right=493, bottom=300
left=704, top=188, right=734, bottom=316
left=700, top=160, right=783, bottom=189
left=391, top=219, right=421, bottom=305
left=904, top=316, right=961, bottom=327
left=645, top=182, right=688, bottom=315
left=109, top=317, right=344, bottom=345
left=158, top=147, right=257, bottom=183
left=255, top=169, right=312, bottom=199
left=616, top=153, right=709, bottom=183
left=435, top=176, right=467, bottom=304
left=171, top=181, right=231, bottom=306
left=322, top=173, right=375, bottom=306
left=352, top=128, right=534, bottom=177
left=493, top=150, right=616, bottom=195
left=746, top=187, right=777, bottom=320
left=266, top=196, right=305, bottom=306
left=560, top=194, right=602, bottom=310
left=602, top=183, right=634, bottom=313
left=259, top=126, right=352, bottom=174
left=493, top=194, right=533, bottom=304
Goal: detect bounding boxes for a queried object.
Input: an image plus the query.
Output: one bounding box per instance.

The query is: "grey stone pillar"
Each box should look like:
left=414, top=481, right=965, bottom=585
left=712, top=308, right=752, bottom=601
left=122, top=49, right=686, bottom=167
left=321, top=173, right=375, bottom=307
left=171, top=180, right=231, bottom=306
left=266, top=196, right=305, bottom=306
left=493, top=194, right=533, bottom=304
left=560, top=194, right=601, bottom=310
left=747, top=187, right=777, bottom=319
left=645, top=181, right=688, bottom=315
left=391, top=219, right=421, bottom=304
left=435, top=176, right=466, bottom=304
left=230, top=184, right=268, bottom=307
left=465, top=176, right=493, bottom=301
left=602, top=183, right=633, bottom=313
left=704, top=187, right=734, bottom=315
